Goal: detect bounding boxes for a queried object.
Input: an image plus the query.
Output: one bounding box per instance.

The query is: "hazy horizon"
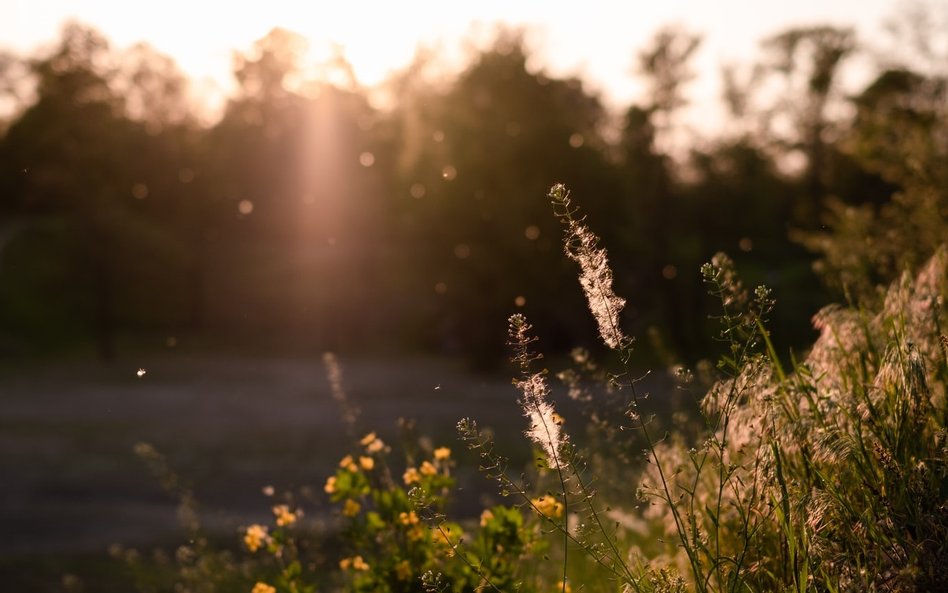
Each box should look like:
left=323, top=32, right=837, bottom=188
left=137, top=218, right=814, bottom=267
left=3, top=0, right=908, bottom=134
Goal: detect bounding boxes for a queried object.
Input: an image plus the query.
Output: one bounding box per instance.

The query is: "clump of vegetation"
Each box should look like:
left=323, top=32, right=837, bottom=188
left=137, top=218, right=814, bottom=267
left=322, top=430, right=542, bottom=593
left=509, top=185, right=946, bottom=593
left=129, top=182, right=946, bottom=593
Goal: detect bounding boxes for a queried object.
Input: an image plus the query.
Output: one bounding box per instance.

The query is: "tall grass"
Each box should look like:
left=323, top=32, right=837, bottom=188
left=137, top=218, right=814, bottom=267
left=455, top=184, right=946, bottom=593
left=129, top=184, right=947, bottom=593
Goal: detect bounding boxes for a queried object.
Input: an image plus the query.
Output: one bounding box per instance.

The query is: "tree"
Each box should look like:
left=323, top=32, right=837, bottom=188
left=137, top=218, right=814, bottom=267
left=794, top=5, right=948, bottom=302
left=761, top=26, right=856, bottom=222
left=0, top=22, right=200, bottom=355
left=202, top=28, right=392, bottom=348
left=616, top=27, right=703, bottom=356
left=389, top=29, right=622, bottom=365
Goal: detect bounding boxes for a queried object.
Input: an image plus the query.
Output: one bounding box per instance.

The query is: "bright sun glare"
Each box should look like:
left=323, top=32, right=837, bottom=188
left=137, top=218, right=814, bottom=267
left=4, top=0, right=896, bottom=129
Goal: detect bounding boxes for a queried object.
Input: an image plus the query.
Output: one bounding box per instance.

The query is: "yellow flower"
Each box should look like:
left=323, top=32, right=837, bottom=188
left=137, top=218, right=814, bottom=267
left=343, top=499, right=361, bottom=517
left=551, top=412, right=565, bottom=426
left=432, top=527, right=456, bottom=557
left=531, top=495, right=564, bottom=519
left=251, top=582, right=276, bottom=593
left=360, top=432, right=386, bottom=453
left=406, top=525, right=425, bottom=541
left=403, top=467, right=420, bottom=485
left=434, top=446, right=451, bottom=460
left=420, top=460, right=437, bottom=476
left=324, top=476, right=337, bottom=494
left=359, top=456, right=375, bottom=471
left=395, top=559, right=412, bottom=581
left=399, top=511, right=419, bottom=525
left=341, top=555, right=369, bottom=571
left=339, top=455, right=358, bottom=472
left=557, top=581, right=572, bottom=593
left=479, top=509, right=494, bottom=527
left=272, top=504, right=298, bottom=527
left=243, top=524, right=269, bottom=553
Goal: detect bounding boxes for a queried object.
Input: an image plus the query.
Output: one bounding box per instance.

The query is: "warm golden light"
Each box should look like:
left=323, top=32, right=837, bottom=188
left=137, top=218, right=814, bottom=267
left=2, top=0, right=895, bottom=134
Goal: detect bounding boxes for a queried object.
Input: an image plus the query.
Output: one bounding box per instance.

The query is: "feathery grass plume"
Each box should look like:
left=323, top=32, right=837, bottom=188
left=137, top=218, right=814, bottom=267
left=323, top=352, right=360, bottom=437
left=549, top=183, right=628, bottom=351
left=133, top=442, right=201, bottom=537
left=508, top=314, right=568, bottom=469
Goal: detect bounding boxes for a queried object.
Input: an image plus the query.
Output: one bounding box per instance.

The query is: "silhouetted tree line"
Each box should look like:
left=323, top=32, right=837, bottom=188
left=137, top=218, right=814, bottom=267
left=0, top=17, right=945, bottom=367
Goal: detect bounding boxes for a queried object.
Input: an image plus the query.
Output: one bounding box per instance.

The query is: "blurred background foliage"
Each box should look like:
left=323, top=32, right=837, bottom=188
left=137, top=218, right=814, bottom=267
left=0, top=15, right=945, bottom=367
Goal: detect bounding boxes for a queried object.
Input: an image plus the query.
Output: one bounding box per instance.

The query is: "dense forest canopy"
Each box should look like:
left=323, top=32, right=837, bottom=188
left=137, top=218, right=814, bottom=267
left=0, top=15, right=945, bottom=367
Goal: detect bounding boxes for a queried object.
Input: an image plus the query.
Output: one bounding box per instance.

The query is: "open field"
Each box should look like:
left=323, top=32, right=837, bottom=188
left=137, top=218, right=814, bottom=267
left=0, top=350, right=676, bottom=590
left=0, top=353, right=548, bottom=590
left=0, top=354, right=539, bottom=557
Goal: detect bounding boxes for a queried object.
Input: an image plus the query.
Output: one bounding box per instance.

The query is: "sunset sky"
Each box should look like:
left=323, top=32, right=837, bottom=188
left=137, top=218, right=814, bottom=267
left=3, top=1, right=904, bottom=130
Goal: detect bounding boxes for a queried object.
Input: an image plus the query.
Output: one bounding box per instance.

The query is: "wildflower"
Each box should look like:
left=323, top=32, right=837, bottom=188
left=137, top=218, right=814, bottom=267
left=340, top=555, right=370, bottom=571
left=243, top=524, right=269, bottom=552
left=399, top=511, right=419, bottom=525
left=550, top=184, right=627, bottom=350
left=324, top=476, right=337, bottom=494
left=532, top=495, right=564, bottom=519
left=359, top=456, right=374, bottom=471
left=360, top=432, right=385, bottom=453
left=434, top=446, right=451, bottom=460
left=324, top=352, right=358, bottom=428
left=557, top=581, right=572, bottom=593
left=338, top=455, right=358, bottom=472
left=251, top=582, right=276, bottom=593
left=407, top=525, right=425, bottom=541
left=509, top=315, right=569, bottom=469
left=403, top=467, right=421, bottom=485
left=272, top=504, right=297, bottom=527
left=519, top=372, right=568, bottom=469
left=343, top=499, right=361, bottom=517
left=420, top=460, right=437, bottom=476
left=432, top=527, right=456, bottom=557
left=480, top=509, right=494, bottom=527
left=395, top=559, right=412, bottom=581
